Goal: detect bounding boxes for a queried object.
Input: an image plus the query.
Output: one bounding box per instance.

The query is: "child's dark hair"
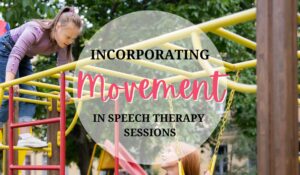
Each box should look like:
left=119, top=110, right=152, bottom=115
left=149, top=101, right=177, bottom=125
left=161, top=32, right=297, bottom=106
left=34, top=6, right=83, bottom=63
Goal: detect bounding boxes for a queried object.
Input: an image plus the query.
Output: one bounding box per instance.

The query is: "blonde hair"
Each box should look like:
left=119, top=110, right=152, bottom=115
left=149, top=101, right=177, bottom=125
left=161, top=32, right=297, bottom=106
left=34, top=6, right=83, bottom=63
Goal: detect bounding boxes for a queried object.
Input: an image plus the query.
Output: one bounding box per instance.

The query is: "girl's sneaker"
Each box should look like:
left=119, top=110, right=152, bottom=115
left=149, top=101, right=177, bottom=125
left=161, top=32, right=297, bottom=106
left=17, top=133, right=47, bottom=148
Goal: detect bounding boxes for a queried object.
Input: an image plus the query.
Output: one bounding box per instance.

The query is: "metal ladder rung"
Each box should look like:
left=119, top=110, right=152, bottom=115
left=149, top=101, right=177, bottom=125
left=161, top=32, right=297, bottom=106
left=10, top=117, right=60, bottom=128
left=10, top=165, right=60, bottom=170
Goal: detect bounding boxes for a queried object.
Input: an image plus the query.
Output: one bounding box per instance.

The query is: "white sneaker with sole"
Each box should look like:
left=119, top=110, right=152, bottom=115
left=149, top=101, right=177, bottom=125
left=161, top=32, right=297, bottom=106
left=17, top=133, right=47, bottom=148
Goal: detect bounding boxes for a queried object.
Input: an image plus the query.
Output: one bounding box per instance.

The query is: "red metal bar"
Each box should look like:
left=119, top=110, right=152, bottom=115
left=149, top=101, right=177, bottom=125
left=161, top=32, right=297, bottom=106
left=10, top=165, right=60, bottom=170
left=114, top=100, right=119, bottom=175
left=60, top=72, right=66, bottom=175
left=8, top=87, right=14, bottom=175
left=11, top=117, right=60, bottom=128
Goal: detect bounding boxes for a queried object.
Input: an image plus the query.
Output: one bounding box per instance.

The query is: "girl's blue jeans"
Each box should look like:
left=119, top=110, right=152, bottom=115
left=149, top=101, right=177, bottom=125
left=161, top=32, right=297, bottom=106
left=0, top=32, right=36, bottom=125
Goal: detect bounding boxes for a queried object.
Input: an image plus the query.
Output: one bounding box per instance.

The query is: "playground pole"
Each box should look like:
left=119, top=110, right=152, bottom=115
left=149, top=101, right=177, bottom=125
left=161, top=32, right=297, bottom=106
left=8, top=87, right=14, bottom=175
left=60, top=72, right=66, bottom=175
left=114, top=100, right=119, bottom=175
left=48, top=98, right=60, bottom=175
left=257, top=0, right=298, bottom=174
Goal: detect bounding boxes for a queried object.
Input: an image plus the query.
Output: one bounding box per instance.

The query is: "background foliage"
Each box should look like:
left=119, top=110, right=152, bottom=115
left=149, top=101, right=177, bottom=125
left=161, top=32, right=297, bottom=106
left=1, top=0, right=294, bottom=174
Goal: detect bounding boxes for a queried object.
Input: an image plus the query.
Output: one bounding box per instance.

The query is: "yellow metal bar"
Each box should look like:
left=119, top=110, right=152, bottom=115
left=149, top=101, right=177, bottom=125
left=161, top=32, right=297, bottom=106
left=20, top=74, right=105, bottom=98
left=65, top=101, right=82, bottom=136
left=3, top=83, right=103, bottom=104
left=160, top=42, right=236, bottom=70
left=51, top=73, right=113, bottom=89
left=4, top=88, right=61, bottom=99
left=82, top=65, right=153, bottom=83
left=72, top=89, right=121, bottom=104
left=23, top=81, right=116, bottom=104
left=2, top=125, right=6, bottom=175
left=192, top=32, right=223, bottom=73
left=233, top=59, right=257, bottom=69
left=0, top=62, right=78, bottom=88
left=191, top=32, right=257, bottom=93
left=18, top=89, right=60, bottom=99
left=212, top=28, right=300, bottom=59
left=163, top=59, right=300, bottom=94
left=25, top=81, right=74, bottom=93
left=4, top=88, right=76, bottom=104
left=212, top=29, right=300, bottom=59
left=51, top=74, right=74, bottom=82
left=87, top=144, right=98, bottom=175
left=212, top=28, right=256, bottom=50
left=198, top=8, right=256, bottom=33
left=25, top=80, right=103, bottom=99
left=124, top=59, right=194, bottom=77
left=3, top=96, right=50, bottom=105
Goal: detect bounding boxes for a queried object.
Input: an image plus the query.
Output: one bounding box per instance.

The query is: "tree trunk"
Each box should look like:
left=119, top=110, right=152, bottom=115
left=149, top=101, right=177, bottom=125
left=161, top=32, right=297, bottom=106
left=71, top=124, right=94, bottom=175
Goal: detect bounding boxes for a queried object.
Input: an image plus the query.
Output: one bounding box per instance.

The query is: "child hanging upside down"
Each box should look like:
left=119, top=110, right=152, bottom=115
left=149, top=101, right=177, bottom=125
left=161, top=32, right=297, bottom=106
left=0, top=6, right=83, bottom=147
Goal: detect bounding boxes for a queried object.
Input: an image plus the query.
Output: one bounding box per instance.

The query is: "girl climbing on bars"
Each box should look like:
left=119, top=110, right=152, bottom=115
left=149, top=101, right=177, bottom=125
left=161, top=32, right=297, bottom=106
left=0, top=6, right=82, bottom=147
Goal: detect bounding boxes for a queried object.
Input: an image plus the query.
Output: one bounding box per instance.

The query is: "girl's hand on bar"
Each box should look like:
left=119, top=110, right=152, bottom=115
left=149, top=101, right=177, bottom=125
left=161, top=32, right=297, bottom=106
left=5, top=71, right=19, bottom=96
left=13, top=85, right=19, bottom=96
left=66, top=91, right=72, bottom=102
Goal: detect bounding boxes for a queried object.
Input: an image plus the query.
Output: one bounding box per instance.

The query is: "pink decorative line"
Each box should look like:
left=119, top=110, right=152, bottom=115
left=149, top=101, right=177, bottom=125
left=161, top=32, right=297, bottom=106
left=115, top=99, right=120, bottom=175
